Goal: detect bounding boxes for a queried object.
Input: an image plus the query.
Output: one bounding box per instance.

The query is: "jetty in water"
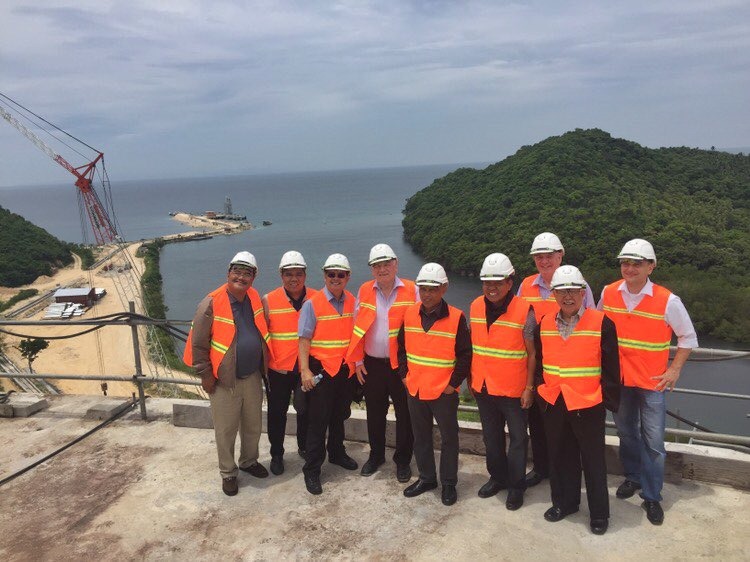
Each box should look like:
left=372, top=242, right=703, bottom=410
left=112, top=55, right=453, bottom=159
left=0, top=394, right=747, bottom=560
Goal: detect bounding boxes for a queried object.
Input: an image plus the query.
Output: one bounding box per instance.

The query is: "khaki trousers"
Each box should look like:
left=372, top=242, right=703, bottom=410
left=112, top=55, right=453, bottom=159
left=209, top=371, right=263, bottom=478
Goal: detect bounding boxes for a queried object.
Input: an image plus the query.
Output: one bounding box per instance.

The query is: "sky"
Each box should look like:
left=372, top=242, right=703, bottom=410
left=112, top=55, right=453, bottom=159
left=1, top=0, right=749, bottom=187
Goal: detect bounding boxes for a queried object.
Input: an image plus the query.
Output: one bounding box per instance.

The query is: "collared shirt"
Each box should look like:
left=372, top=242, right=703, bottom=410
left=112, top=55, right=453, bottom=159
left=484, top=293, right=537, bottom=340
left=287, top=287, right=307, bottom=312
left=228, top=291, right=263, bottom=377
left=554, top=305, right=586, bottom=340
left=518, top=273, right=596, bottom=309
left=298, top=286, right=347, bottom=339
left=596, top=279, right=699, bottom=348
left=356, top=276, right=420, bottom=358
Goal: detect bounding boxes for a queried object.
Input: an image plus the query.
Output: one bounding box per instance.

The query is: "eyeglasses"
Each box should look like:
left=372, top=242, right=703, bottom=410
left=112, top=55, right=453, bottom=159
left=620, top=259, right=647, bottom=267
left=326, top=271, right=348, bottom=279
left=230, top=268, right=256, bottom=278
left=553, top=288, right=581, bottom=295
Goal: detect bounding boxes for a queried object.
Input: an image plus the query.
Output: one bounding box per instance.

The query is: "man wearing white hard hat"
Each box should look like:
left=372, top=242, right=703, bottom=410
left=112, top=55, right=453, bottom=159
left=397, top=263, right=472, bottom=506
left=297, top=253, right=358, bottom=495
left=535, top=265, right=621, bottom=535
left=183, top=251, right=270, bottom=496
left=470, top=253, right=537, bottom=510
left=262, top=251, right=317, bottom=476
left=346, top=243, right=418, bottom=482
left=517, top=232, right=595, bottom=488
left=598, top=239, right=697, bottom=525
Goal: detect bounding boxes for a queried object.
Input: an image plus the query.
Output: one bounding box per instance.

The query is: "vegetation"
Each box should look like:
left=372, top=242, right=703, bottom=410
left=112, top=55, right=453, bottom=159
left=0, top=288, right=39, bottom=313
left=69, top=244, right=96, bottom=269
left=139, top=239, right=190, bottom=372
left=16, top=337, right=49, bottom=372
left=403, top=129, right=750, bottom=343
left=0, top=206, right=74, bottom=286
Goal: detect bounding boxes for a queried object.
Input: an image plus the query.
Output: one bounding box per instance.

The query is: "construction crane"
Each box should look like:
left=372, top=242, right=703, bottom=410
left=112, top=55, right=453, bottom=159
left=0, top=95, right=119, bottom=246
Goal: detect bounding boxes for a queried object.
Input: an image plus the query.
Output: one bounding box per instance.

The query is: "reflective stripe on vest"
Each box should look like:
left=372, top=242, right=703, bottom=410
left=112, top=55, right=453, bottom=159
left=518, top=274, right=559, bottom=321
left=469, top=296, right=530, bottom=397
left=346, top=279, right=417, bottom=368
left=601, top=281, right=672, bottom=390
left=266, top=286, right=317, bottom=372
left=309, top=290, right=355, bottom=376
left=537, top=309, right=604, bottom=410
left=182, top=284, right=270, bottom=379
left=403, top=302, right=461, bottom=400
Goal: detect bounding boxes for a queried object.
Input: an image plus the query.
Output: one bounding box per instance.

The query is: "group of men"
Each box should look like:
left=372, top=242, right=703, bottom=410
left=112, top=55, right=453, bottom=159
left=185, top=233, right=697, bottom=535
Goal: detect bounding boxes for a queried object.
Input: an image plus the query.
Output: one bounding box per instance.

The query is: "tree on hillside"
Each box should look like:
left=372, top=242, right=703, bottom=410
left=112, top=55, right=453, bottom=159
left=16, top=338, right=49, bottom=373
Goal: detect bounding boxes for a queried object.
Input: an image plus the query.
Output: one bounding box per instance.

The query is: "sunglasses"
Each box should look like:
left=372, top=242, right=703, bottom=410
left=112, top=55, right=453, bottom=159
left=326, top=271, right=348, bottom=279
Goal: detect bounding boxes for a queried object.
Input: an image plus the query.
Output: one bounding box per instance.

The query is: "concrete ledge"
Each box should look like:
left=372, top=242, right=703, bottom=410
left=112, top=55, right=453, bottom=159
left=85, top=400, right=131, bottom=421
left=173, top=402, right=213, bottom=429
left=0, top=394, right=49, bottom=418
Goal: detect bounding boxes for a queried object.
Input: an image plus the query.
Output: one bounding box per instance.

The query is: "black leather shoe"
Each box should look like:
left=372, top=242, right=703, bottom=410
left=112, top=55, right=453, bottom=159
left=505, top=489, right=524, bottom=511
left=222, top=476, right=238, bottom=496
left=403, top=479, right=438, bottom=498
left=360, top=457, right=385, bottom=476
left=270, top=456, right=284, bottom=476
left=441, top=485, right=457, bottom=506
left=329, top=453, right=358, bottom=471
left=477, top=479, right=505, bottom=498
left=543, top=505, right=579, bottom=522
left=240, top=462, right=269, bottom=478
left=616, top=480, right=642, bottom=499
left=524, top=470, right=546, bottom=487
left=590, top=518, right=609, bottom=535
left=304, top=474, right=322, bottom=495
left=396, top=464, right=412, bottom=483
left=642, top=500, right=664, bottom=525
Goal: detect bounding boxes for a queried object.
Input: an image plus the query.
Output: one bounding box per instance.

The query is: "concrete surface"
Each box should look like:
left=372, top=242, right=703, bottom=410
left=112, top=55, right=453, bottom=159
left=173, top=401, right=214, bottom=429
left=0, top=395, right=748, bottom=561
left=0, top=393, right=48, bottom=418
left=85, top=399, right=132, bottom=421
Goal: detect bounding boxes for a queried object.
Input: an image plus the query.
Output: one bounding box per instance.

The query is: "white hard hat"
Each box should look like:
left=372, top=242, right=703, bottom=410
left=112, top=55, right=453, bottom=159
left=479, top=253, right=515, bottom=281
left=368, top=243, right=397, bottom=266
left=416, top=263, right=449, bottom=286
left=530, top=232, right=565, bottom=255
left=229, top=251, right=258, bottom=270
left=550, top=265, right=587, bottom=290
left=279, top=250, right=307, bottom=270
left=617, top=238, right=657, bottom=265
left=322, top=253, right=351, bottom=271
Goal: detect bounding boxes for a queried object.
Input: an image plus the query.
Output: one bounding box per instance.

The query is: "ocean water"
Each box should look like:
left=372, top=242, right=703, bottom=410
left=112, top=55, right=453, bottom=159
left=0, top=166, right=747, bottom=436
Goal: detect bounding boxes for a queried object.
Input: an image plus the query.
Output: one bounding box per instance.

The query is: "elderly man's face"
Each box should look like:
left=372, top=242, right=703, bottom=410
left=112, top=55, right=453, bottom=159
left=227, top=265, right=256, bottom=296
left=533, top=251, right=563, bottom=281
left=553, top=287, right=585, bottom=318
left=419, top=284, right=447, bottom=311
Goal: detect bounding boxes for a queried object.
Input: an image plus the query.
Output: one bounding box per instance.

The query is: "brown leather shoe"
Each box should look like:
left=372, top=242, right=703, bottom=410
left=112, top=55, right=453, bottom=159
left=222, top=476, right=238, bottom=496
left=240, top=462, right=269, bottom=478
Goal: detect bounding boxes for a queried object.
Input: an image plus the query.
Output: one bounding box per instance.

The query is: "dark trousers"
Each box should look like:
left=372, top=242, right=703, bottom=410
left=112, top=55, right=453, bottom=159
left=303, top=362, right=350, bottom=478
left=528, top=399, right=549, bottom=476
left=407, top=392, right=459, bottom=486
left=363, top=355, right=413, bottom=465
left=266, top=368, right=308, bottom=457
left=543, top=395, right=609, bottom=520
left=475, top=392, right=528, bottom=491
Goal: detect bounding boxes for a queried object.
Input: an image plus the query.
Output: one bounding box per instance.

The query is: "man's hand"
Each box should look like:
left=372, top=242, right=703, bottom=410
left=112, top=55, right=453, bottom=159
left=520, top=388, right=533, bottom=409
left=442, top=385, right=455, bottom=395
left=355, top=363, right=368, bottom=385
left=201, top=373, right=217, bottom=394
left=652, top=365, right=681, bottom=391
left=301, top=367, right=316, bottom=392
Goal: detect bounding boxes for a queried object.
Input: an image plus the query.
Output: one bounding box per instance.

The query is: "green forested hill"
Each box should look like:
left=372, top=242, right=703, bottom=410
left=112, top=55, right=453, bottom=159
left=402, top=129, right=750, bottom=343
left=0, top=205, right=74, bottom=286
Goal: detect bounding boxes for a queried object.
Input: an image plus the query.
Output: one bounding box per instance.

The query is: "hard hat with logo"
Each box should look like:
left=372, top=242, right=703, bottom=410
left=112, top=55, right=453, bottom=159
left=530, top=232, right=565, bottom=255
left=415, top=263, right=449, bottom=286
left=230, top=251, right=258, bottom=270
left=279, top=250, right=307, bottom=270
left=550, top=265, right=587, bottom=290
left=368, top=243, right=398, bottom=266
left=322, top=253, right=351, bottom=271
left=479, top=253, right=515, bottom=281
left=617, top=238, right=657, bottom=265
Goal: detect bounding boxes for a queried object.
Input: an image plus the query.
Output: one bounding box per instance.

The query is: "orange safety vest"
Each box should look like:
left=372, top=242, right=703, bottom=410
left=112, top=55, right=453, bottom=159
left=469, top=296, right=530, bottom=397
left=309, top=289, right=355, bottom=377
left=537, top=309, right=604, bottom=410
left=183, top=284, right=270, bottom=379
left=403, top=302, right=462, bottom=400
left=266, top=286, right=317, bottom=372
left=346, top=279, right=417, bottom=368
left=601, top=281, right=672, bottom=390
left=518, top=274, right=559, bottom=321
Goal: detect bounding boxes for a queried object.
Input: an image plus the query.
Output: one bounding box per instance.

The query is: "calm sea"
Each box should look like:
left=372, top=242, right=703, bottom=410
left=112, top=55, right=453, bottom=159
left=0, top=165, right=747, bottom=436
